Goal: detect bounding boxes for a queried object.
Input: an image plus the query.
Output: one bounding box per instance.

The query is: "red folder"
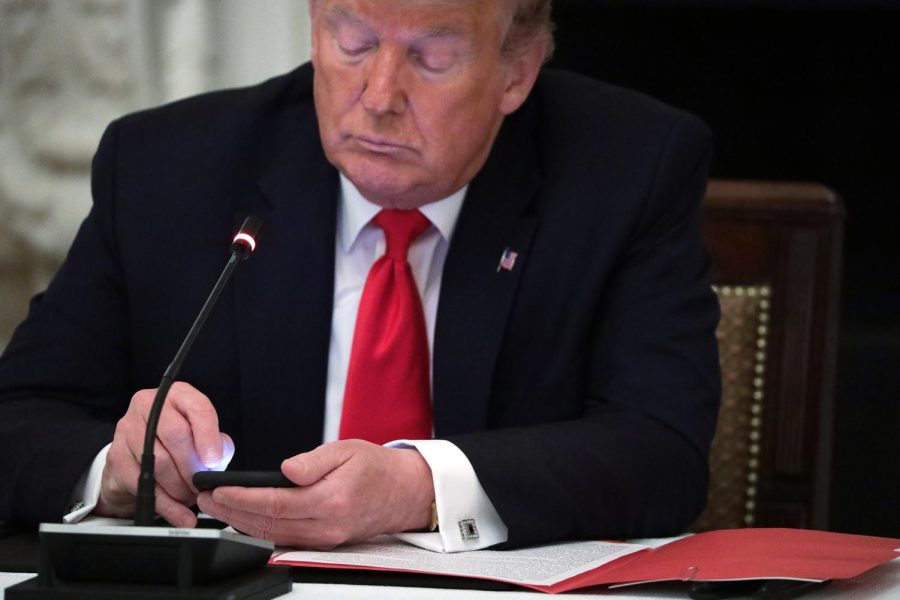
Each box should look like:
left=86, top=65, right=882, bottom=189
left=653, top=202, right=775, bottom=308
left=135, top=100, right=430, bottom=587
left=539, top=528, right=900, bottom=593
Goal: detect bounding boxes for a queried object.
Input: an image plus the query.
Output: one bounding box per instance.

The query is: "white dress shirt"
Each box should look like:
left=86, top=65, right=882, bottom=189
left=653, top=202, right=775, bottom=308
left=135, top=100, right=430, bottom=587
left=64, top=175, right=507, bottom=553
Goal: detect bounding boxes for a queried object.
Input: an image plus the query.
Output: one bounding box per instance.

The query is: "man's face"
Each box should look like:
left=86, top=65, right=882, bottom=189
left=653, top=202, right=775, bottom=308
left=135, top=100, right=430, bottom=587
left=310, top=0, right=537, bottom=209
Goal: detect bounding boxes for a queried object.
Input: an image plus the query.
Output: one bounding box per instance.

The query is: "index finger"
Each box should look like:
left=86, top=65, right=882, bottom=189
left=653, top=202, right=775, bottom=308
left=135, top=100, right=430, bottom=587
left=163, top=381, right=224, bottom=467
left=209, top=484, right=328, bottom=521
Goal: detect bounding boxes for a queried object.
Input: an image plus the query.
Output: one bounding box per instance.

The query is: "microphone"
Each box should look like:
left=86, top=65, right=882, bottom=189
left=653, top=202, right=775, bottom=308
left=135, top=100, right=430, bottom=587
left=135, top=215, right=263, bottom=525
left=9, top=217, right=294, bottom=599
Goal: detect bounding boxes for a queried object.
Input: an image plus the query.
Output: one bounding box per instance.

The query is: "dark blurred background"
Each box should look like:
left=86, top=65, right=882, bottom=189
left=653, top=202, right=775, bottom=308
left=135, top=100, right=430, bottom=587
left=547, top=0, right=899, bottom=537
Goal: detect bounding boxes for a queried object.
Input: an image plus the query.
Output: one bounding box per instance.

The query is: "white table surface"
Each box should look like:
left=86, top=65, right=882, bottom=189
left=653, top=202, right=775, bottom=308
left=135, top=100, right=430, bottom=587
left=3, top=558, right=899, bottom=599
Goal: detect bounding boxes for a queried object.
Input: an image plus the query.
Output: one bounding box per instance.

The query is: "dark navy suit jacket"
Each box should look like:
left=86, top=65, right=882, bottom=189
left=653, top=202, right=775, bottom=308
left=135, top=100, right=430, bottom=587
left=0, top=64, right=720, bottom=548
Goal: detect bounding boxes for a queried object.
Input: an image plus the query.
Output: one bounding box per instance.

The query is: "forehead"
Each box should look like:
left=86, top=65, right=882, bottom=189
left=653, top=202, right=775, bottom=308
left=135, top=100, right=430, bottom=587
left=315, top=0, right=508, bottom=39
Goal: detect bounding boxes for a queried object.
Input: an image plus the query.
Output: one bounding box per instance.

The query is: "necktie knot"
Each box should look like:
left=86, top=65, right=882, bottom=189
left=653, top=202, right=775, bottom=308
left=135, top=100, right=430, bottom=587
left=374, top=209, right=430, bottom=261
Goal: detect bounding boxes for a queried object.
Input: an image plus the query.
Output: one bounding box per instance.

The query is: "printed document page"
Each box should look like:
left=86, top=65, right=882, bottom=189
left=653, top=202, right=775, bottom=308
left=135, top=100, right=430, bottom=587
left=274, top=536, right=647, bottom=586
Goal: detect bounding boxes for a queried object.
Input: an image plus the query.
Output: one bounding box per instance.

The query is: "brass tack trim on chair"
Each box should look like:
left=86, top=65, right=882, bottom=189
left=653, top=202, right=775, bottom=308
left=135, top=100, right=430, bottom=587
left=713, top=284, right=771, bottom=527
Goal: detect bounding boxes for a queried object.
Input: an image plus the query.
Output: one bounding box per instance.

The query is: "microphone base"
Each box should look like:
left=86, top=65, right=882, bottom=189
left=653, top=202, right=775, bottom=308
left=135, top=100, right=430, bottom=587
left=6, top=522, right=292, bottom=600
left=6, top=568, right=292, bottom=599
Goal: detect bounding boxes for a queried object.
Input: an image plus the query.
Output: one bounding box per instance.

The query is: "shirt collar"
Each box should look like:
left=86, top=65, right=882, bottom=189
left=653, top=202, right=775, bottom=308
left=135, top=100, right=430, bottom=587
left=338, top=174, right=467, bottom=253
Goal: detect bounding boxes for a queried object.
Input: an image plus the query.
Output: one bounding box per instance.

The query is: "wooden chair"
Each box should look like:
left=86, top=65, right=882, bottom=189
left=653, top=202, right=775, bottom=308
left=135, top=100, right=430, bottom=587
left=692, top=180, right=844, bottom=531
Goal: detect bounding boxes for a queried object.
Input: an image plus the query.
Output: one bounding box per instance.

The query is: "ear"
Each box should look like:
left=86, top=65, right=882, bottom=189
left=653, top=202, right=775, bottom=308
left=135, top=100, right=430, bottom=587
left=498, top=40, right=547, bottom=115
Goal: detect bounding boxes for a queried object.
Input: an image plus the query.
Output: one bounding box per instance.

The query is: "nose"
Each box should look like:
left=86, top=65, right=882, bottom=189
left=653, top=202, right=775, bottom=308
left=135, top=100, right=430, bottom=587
left=360, top=47, right=407, bottom=116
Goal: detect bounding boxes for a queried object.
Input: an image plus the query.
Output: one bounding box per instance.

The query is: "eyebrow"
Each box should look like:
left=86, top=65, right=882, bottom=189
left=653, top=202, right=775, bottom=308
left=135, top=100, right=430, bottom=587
left=422, top=25, right=465, bottom=39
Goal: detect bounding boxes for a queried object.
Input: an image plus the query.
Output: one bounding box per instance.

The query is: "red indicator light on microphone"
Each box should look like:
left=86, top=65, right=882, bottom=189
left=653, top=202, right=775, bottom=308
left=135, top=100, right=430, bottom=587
left=231, top=216, right=263, bottom=259
left=232, top=232, right=256, bottom=253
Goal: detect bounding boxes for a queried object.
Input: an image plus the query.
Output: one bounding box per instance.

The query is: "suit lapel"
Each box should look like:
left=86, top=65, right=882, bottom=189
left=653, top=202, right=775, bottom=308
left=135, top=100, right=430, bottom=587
left=232, top=100, right=338, bottom=468
left=433, top=107, right=541, bottom=436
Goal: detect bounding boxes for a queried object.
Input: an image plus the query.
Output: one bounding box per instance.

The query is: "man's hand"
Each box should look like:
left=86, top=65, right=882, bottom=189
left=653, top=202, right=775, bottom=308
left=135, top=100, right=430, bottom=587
left=96, top=382, right=234, bottom=527
left=196, top=440, right=435, bottom=549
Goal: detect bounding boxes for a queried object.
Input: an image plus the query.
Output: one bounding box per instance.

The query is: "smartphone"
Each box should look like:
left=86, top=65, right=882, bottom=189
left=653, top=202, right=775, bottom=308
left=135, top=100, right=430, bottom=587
left=193, top=471, right=295, bottom=490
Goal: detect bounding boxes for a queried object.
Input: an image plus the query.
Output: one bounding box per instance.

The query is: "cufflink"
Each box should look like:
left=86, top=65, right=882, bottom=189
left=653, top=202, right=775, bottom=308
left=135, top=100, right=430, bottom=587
left=458, top=519, right=479, bottom=540
left=67, top=501, right=86, bottom=514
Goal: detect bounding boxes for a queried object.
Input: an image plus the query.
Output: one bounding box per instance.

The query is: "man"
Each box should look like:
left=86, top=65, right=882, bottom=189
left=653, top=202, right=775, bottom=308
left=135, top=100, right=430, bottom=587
left=0, top=0, right=721, bottom=552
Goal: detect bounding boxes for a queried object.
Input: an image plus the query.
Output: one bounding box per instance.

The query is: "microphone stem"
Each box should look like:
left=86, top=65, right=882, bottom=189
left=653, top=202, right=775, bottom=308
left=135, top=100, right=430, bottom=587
left=135, top=251, right=242, bottom=526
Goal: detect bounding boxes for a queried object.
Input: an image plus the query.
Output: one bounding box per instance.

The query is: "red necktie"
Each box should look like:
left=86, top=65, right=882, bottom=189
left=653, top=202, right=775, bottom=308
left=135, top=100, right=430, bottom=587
left=339, top=209, right=433, bottom=444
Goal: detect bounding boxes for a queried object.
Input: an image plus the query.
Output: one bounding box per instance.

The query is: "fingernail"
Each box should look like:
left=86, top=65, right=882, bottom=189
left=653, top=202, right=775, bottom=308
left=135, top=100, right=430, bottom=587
left=202, top=450, right=222, bottom=468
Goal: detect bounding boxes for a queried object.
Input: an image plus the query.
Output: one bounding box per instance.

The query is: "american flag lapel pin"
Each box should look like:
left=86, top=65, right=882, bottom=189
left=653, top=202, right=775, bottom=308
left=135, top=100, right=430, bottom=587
left=497, top=247, right=519, bottom=273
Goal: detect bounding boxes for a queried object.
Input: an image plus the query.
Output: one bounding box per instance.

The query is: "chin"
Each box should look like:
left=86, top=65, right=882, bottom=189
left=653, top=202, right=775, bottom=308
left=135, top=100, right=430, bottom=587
left=341, top=163, right=426, bottom=207
left=354, top=181, right=424, bottom=209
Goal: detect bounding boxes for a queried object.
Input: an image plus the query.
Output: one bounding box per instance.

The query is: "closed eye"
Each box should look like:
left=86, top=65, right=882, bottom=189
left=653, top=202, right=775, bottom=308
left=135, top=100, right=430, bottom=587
left=339, top=42, right=375, bottom=57
left=410, top=40, right=462, bottom=74
left=328, top=11, right=377, bottom=60
left=411, top=51, right=453, bottom=73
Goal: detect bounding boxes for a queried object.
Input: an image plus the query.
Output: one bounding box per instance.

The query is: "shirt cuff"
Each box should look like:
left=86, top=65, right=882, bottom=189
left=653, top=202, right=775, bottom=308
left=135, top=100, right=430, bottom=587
left=63, top=443, right=111, bottom=524
left=386, top=439, right=508, bottom=553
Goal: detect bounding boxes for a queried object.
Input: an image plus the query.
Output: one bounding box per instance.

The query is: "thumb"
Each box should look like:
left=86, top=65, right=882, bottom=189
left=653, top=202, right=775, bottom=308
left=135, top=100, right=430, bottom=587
left=199, top=433, right=235, bottom=471
left=281, top=442, right=351, bottom=486
left=219, top=433, right=236, bottom=469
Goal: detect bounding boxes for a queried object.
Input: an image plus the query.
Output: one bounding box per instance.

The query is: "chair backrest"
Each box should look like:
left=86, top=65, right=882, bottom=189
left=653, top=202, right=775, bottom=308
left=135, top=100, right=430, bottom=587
left=692, top=180, right=844, bottom=531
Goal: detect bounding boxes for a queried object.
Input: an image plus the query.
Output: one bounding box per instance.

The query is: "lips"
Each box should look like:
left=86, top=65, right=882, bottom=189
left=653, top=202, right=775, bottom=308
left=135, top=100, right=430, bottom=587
left=352, top=135, right=414, bottom=154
